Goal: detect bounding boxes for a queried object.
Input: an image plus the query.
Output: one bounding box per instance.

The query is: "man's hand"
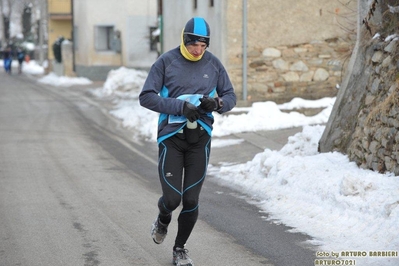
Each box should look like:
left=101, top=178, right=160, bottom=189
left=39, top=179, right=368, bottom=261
left=183, top=102, right=200, bottom=122
left=199, top=96, right=217, bottom=112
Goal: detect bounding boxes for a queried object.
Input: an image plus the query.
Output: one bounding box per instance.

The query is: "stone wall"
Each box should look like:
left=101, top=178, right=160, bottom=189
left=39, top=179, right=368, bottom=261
left=319, top=0, right=399, bottom=176
left=346, top=36, right=399, bottom=175
left=224, top=0, right=357, bottom=103
left=228, top=37, right=354, bottom=103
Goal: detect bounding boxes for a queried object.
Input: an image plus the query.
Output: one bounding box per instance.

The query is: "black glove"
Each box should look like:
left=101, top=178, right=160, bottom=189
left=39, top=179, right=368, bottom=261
left=183, top=102, right=200, bottom=122
left=199, top=96, right=217, bottom=112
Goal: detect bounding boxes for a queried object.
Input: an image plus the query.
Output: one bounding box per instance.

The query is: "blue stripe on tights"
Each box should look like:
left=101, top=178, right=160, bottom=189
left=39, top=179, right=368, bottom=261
left=182, top=138, right=211, bottom=194
left=159, top=142, right=182, bottom=195
left=181, top=205, right=199, bottom=214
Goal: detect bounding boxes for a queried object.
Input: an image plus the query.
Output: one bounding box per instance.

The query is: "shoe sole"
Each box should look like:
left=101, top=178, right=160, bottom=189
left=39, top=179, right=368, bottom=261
left=151, top=220, right=166, bottom=244
left=174, top=260, right=194, bottom=266
left=173, top=254, right=194, bottom=266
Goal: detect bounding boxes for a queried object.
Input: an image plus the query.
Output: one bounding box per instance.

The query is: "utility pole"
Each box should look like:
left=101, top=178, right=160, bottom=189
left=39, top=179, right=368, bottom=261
left=242, top=0, right=248, bottom=101
left=38, top=0, right=45, bottom=65
left=0, top=1, right=5, bottom=47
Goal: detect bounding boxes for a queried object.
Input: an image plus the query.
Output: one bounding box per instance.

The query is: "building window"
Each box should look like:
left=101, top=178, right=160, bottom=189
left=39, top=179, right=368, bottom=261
left=94, top=25, right=114, bottom=51
left=210, top=0, right=214, bottom=7
left=193, top=0, right=197, bottom=9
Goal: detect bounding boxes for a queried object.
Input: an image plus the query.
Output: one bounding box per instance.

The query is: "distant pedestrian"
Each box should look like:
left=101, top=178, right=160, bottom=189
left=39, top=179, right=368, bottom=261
left=3, top=47, right=12, bottom=74
left=16, top=47, right=25, bottom=74
left=53, top=36, right=64, bottom=63
left=139, top=17, right=236, bottom=266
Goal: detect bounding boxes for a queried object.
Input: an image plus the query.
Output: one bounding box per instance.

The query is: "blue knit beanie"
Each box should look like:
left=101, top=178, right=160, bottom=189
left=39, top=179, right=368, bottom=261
left=183, top=17, right=210, bottom=47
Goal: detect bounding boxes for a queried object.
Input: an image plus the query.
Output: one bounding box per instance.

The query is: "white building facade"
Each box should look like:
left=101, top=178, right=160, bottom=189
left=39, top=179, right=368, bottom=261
left=73, top=0, right=158, bottom=80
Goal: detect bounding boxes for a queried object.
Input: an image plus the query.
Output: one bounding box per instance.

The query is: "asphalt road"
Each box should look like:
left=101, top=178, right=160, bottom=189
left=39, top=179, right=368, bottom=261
left=0, top=72, right=316, bottom=266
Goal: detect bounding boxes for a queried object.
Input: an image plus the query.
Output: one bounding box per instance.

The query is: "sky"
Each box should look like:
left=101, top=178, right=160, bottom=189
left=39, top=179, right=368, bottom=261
left=3, top=62, right=399, bottom=266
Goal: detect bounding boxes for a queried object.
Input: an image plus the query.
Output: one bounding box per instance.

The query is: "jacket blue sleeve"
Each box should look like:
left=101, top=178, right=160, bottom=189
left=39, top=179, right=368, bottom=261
left=139, top=56, right=186, bottom=116
left=215, top=66, right=236, bottom=114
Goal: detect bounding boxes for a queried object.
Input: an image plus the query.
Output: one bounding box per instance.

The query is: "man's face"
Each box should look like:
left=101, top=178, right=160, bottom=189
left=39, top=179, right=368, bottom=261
left=186, top=42, right=207, bottom=57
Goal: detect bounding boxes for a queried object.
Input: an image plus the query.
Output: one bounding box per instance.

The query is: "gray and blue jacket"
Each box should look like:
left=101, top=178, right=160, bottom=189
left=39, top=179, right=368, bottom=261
left=139, top=46, right=236, bottom=143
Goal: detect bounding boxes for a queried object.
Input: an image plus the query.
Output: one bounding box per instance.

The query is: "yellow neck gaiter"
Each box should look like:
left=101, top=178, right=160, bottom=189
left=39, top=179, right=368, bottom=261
left=180, top=30, right=205, bottom=61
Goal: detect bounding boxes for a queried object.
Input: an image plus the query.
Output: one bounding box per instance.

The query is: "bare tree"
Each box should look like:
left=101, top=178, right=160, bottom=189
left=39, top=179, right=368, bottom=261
left=0, top=0, right=12, bottom=47
left=1, top=0, right=45, bottom=48
left=0, top=1, right=3, bottom=47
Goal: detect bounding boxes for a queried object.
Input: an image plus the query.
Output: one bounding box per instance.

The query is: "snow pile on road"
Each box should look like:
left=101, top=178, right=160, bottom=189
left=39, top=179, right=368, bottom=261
left=215, top=125, right=399, bottom=266
left=38, top=72, right=92, bottom=87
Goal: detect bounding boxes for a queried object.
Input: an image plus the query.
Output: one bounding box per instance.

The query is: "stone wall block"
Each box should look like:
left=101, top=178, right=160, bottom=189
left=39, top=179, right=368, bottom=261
left=381, top=115, right=389, bottom=124
left=318, top=54, right=331, bottom=59
left=308, top=59, right=324, bottom=66
left=282, top=49, right=297, bottom=58
left=381, top=137, right=389, bottom=148
left=389, top=62, right=397, bottom=71
left=384, top=156, right=395, bottom=171
left=327, top=59, right=343, bottom=71
left=369, top=141, right=379, bottom=154
left=263, top=48, right=281, bottom=58
left=382, top=56, right=392, bottom=68
left=388, top=105, right=399, bottom=117
left=272, top=58, right=290, bottom=70
left=389, top=127, right=397, bottom=137
left=363, top=126, right=372, bottom=136
left=371, top=161, right=382, bottom=172
left=255, top=67, right=268, bottom=72
left=384, top=40, right=398, bottom=53
left=365, top=95, right=375, bottom=105
left=333, top=71, right=342, bottom=77
left=290, top=60, right=309, bottom=71
left=370, top=78, right=381, bottom=94
left=300, top=71, right=314, bottom=82
left=361, top=137, right=369, bottom=150
left=387, top=118, right=399, bottom=128
left=393, top=150, right=399, bottom=161
left=294, top=47, right=307, bottom=53
left=313, top=68, right=329, bottom=81
left=282, top=72, right=300, bottom=82
left=352, top=148, right=364, bottom=159
left=371, top=51, right=384, bottom=63
left=375, top=128, right=384, bottom=142
left=272, top=86, right=287, bottom=93
left=366, top=153, right=374, bottom=166
left=249, top=60, right=267, bottom=68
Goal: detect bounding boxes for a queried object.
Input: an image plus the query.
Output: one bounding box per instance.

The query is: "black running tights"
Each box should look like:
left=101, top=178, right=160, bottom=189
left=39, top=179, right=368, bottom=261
left=157, top=132, right=211, bottom=249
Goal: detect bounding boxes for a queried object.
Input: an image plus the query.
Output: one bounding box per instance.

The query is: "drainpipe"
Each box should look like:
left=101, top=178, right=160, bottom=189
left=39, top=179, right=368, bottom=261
left=242, top=0, right=248, bottom=101
left=72, top=0, right=75, bottom=72
left=160, top=15, right=164, bottom=54
left=38, top=0, right=45, bottom=65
